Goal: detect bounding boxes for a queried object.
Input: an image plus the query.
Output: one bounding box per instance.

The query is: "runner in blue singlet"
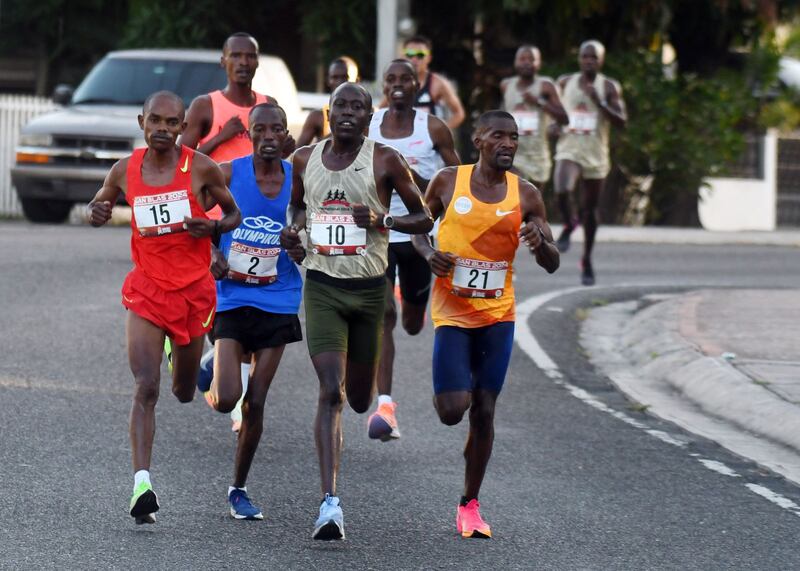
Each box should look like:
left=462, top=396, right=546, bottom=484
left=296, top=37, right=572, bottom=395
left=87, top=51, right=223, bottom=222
left=202, top=103, right=303, bottom=520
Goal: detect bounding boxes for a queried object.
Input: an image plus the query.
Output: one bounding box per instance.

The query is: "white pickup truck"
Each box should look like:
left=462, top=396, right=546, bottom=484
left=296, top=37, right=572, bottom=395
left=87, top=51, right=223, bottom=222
left=12, top=49, right=306, bottom=223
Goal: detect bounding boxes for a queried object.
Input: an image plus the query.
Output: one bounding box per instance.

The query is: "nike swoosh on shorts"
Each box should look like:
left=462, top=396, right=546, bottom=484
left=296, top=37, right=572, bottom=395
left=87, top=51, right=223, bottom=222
left=201, top=308, right=215, bottom=328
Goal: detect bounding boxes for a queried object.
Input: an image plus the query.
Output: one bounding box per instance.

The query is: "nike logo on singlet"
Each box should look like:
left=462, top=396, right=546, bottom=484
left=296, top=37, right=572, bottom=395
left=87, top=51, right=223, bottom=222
left=409, top=140, right=424, bottom=147
left=354, top=166, right=366, bottom=171
left=180, top=156, right=189, bottom=173
left=496, top=208, right=515, bottom=217
left=201, top=307, right=215, bottom=328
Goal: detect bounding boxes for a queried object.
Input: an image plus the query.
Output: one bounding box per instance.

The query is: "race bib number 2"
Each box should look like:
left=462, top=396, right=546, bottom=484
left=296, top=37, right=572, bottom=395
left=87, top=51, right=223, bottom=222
left=309, top=213, right=367, bottom=256
left=133, top=190, right=191, bottom=237
left=451, top=258, right=508, bottom=299
left=227, top=242, right=279, bottom=285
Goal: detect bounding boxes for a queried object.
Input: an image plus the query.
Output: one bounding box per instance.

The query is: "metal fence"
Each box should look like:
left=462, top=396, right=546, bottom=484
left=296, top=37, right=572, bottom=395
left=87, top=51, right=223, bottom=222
left=0, top=94, right=57, bottom=217
left=777, top=135, right=800, bottom=227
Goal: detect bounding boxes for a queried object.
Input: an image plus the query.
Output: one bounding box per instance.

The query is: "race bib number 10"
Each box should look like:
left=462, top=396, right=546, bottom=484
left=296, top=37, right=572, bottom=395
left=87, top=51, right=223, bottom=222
left=451, top=258, right=508, bottom=299
left=227, top=242, right=280, bottom=285
left=133, top=190, right=192, bottom=237
left=309, top=213, right=367, bottom=256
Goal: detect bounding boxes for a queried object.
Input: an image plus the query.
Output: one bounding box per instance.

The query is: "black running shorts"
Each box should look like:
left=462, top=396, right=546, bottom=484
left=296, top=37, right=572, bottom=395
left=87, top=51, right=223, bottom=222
left=211, top=306, right=302, bottom=353
left=385, top=241, right=432, bottom=306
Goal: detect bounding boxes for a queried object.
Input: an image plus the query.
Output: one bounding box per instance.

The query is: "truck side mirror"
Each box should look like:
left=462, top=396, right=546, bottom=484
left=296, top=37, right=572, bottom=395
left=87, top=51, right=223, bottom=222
left=52, top=84, right=74, bottom=105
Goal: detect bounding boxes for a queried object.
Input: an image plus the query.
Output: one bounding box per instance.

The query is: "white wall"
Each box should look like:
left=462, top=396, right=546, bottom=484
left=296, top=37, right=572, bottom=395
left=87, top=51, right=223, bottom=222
left=698, top=130, right=777, bottom=231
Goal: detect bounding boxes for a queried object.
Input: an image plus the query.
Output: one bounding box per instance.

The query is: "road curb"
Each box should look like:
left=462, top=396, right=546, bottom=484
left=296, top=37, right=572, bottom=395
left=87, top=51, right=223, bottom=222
left=621, top=296, right=800, bottom=453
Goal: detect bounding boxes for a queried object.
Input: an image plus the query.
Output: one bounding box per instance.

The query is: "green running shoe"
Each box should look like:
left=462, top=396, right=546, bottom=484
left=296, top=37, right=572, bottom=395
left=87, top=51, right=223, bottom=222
left=130, top=481, right=159, bottom=524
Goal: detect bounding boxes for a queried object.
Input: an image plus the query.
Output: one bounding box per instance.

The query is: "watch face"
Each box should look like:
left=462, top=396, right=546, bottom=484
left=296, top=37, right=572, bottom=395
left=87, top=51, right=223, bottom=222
left=384, top=215, right=394, bottom=228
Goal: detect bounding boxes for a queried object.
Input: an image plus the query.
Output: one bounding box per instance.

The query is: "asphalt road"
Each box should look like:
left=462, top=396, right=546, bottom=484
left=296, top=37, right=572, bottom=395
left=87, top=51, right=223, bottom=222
left=1, top=220, right=800, bottom=570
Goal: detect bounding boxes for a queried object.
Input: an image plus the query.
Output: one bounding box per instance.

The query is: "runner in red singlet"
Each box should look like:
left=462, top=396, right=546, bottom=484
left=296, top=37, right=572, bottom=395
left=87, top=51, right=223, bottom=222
left=88, top=90, right=241, bottom=525
left=180, top=32, right=280, bottom=220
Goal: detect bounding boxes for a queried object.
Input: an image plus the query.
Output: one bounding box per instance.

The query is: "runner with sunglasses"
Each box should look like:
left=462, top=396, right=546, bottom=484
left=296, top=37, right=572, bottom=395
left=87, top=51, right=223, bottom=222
left=402, top=36, right=465, bottom=129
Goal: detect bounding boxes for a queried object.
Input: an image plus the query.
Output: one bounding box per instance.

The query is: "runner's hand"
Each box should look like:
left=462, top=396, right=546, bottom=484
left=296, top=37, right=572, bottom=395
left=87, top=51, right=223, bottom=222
left=210, top=246, right=229, bottom=279
left=88, top=200, right=112, bottom=227
left=519, top=220, right=546, bottom=252
left=280, top=225, right=306, bottom=263
left=428, top=250, right=457, bottom=277
left=184, top=216, right=214, bottom=238
left=522, top=92, right=541, bottom=107
left=219, top=116, right=246, bottom=142
left=581, top=83, right=601, bottom=105
left=282, top=134, right=297, bottom=158
left=352, top=204, right=378, bottom=228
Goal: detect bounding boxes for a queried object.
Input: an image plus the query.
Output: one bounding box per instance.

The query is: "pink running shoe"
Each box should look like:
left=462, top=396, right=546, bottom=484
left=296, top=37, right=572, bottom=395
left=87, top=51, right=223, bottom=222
left=456, top=499, right=492, bottom=538
left=367, top=402, right=401, bottom=441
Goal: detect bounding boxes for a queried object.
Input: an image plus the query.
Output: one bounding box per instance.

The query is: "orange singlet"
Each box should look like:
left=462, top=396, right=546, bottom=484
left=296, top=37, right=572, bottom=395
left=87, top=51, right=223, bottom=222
left=198, top=89, right=268, bottom=219
left=122, top=145, right=215, bottom=344
left=431, top=165, right=522, bottom=329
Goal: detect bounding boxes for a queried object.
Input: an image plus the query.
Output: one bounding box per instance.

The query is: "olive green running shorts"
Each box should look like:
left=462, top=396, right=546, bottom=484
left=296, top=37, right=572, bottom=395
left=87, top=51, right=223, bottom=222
left=303, top=270, right=386, bottom=363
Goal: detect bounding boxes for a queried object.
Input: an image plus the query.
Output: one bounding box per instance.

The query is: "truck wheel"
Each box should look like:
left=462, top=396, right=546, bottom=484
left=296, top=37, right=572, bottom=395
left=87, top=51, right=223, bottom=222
left=20, top=198, right=74, bottom=224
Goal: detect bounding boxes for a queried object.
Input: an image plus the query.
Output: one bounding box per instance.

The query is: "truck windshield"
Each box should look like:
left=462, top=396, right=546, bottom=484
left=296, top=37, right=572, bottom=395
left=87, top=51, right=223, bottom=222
left=72, top=57, right=226, bottom=106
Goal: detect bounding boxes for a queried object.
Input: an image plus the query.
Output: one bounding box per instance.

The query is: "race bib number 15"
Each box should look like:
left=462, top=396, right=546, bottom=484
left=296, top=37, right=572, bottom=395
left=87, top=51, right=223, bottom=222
left=309, top=213, right=367, bottom=256
left=133, top=190, right=191, bottom=237
left=451, top=258, right=508, bottom=298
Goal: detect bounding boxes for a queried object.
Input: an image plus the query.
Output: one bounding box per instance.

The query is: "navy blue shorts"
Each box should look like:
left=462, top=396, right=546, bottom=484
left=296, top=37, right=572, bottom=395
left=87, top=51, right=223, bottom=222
left=432, top=322, right=515, bottom=395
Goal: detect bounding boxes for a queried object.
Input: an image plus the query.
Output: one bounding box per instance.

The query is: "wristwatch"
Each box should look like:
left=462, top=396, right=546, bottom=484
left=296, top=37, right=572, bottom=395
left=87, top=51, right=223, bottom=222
left=382, top=213, right=395, bottom=229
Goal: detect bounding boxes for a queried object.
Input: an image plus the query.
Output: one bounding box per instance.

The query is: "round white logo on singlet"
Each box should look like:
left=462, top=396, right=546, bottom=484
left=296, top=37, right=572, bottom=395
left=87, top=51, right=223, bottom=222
left=454, top=196, right=473, bottom=215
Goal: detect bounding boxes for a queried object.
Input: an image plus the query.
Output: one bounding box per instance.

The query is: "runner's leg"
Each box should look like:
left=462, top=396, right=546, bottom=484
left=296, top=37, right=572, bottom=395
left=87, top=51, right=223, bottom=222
left=311, top=351, right=347, bottom=495
left=580, top=178, right=604, bottom=265
left=233, top=345, right=285, bottom=487
left=127, top=312, right=166, bottom=472
left=207, top=338, right=246, bottom=413
left=553, top=160, right=581, bottom=252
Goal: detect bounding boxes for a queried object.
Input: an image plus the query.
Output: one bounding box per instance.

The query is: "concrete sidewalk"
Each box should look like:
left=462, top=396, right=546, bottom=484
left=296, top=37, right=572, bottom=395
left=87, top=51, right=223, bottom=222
left=582, top=288, right=800, bottom=484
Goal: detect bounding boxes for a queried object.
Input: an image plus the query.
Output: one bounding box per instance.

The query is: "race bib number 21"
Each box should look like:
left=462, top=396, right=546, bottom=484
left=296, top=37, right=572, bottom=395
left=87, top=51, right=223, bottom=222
left=451, top=258, right=508, bottom=298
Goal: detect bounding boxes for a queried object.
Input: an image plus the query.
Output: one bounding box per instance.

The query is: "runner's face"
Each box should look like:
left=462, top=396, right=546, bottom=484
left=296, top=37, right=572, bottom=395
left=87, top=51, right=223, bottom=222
left=514, top=48, right=540, bottom=78
left=476, top=118, right=518, bottom=171
left=222, top=37, right=259, bottom=85
left=329, top=85, right=371, bottom=140
left=579, top=46, right=602, bottom=74
left=327, top=62, right=350, bottom=91
left=250, top=108, right=287, bottom=160
left=404, top=42, right=431, bottom=74
left=138, top=97, right=184, bottom=152
left=383, top=62, right=417, bottom=106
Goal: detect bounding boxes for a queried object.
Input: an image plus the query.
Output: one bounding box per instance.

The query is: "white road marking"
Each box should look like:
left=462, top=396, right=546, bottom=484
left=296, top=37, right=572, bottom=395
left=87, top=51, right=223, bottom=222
left=516, top=286, right=800, bottom=519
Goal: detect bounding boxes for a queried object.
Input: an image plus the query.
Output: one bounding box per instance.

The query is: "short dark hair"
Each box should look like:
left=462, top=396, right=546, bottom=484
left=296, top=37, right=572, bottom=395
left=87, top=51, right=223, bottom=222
left=223, top=32, right=259, bottom=54
left=384, top=58, right=416, bottom=76
left=329, top=82, right=373, bottom=109
left=474, top=110, right=516, bottom=133
left=403, top=35, right=432, bottom=49
left=249, top=103, right=287, bottom=127
left=143, top=90, right=184, bottom=116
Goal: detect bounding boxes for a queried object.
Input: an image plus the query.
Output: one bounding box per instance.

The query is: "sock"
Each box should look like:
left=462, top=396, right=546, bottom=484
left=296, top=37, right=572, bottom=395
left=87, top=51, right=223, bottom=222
left=240, top=363, right=250, bottom=395
left=378, top=394, right=393, bottom=406
left=134, top=470, right=151, bottom=489
left=228, top=486, right=246, bottom=496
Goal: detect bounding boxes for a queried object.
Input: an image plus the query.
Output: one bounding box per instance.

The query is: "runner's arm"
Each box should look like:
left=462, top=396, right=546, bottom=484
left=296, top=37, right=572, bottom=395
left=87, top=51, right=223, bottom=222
left=518, top=180, right=559, bottom=273
left=434, top=75, right=465, bottom=129
left=411, top=169, right=456, bottom=277
left=369, top=148, right=433, bottom=235
left=185, top=154, right=241, bottom=238
left=540, top=80, right=569, bottom=125
left=297, top=110, right=322, bottom=147
left=599, top=80, right=626, bottom=128
left=88, top=159, right=126, bottom=227
left=279, top=146, right=310, bottom=263
left=430, top=116, right=461, bottom=167
left=178, top=95, right=211, bottom=150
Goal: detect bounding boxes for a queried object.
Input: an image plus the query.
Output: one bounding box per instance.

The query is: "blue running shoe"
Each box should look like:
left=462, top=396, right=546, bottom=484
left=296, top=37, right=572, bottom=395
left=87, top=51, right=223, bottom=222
left=312, top=494, right=345, bottom=540
left=228, top=488, right=263, bottom=520
left=197, top=349, right=214, bottom=393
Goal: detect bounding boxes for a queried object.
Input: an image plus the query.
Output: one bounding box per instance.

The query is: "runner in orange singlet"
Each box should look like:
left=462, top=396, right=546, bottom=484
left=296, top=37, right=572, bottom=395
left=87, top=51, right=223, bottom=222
left=88, top=90, right=241, bottom=525
left=180, top=32, right=278, bottom=220
left=412, top=110, right=559, bottom=539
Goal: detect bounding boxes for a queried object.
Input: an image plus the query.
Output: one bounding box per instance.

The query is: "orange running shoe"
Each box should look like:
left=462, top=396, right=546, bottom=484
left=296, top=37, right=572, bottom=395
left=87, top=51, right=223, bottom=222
left=367, top=402, right=401, bottom=441
left=456, top=499, right=492, bottom=538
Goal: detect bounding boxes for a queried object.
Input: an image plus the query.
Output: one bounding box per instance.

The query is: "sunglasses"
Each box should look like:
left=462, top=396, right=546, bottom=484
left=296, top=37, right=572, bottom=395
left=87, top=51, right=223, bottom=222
left=404, top=50, right=429, bottom=59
